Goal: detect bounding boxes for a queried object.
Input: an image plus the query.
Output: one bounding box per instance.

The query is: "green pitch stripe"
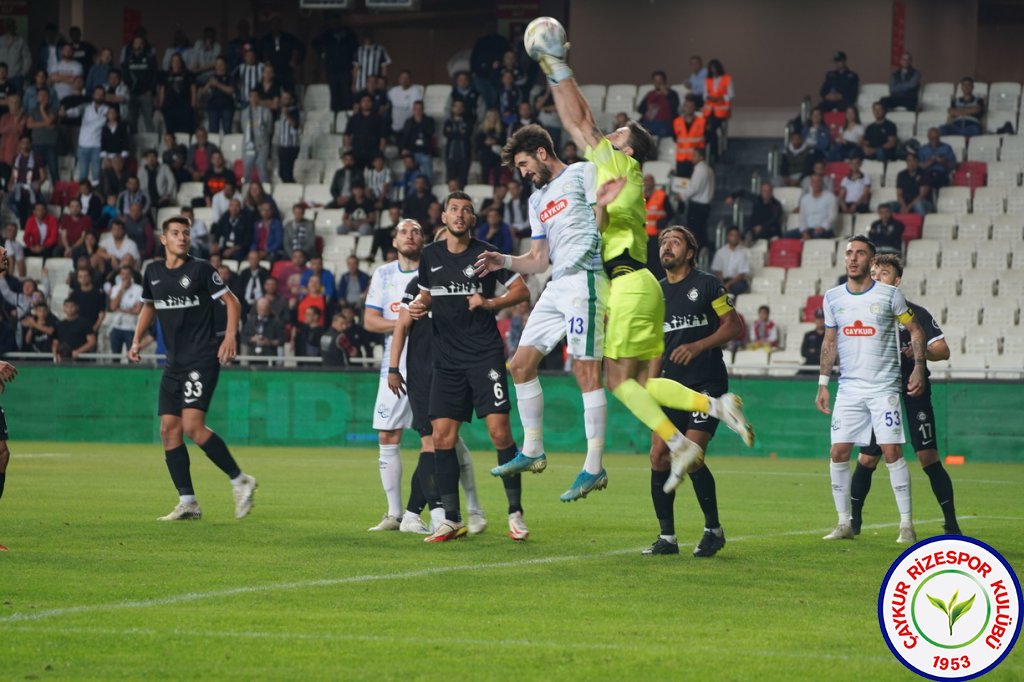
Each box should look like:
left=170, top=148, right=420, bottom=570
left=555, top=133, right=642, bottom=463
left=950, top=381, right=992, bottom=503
left=586, top=271, right=597, bottom=356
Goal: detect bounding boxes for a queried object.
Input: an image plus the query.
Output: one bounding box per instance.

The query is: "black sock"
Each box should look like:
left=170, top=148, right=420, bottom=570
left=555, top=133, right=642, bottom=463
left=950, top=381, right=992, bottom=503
left=650, top=469, right=675, bottom=536
left=850, top=462, right=875, bottom=523
left=689, top=464, right=720, bottom=529
left=164, top=445, right=195, bottom=496
left=0, top=472, right=5, bottom=499
left=434, top=448, right=461, bottom=522
left=923, top=461, right=958, bottom=527
left=497, top=445, right=522, bottom=515
left=417, top=451, right=442, bottom=510
left=406, top=463, right=426, bottom=515
left=198, top=432, right=241, bottom=480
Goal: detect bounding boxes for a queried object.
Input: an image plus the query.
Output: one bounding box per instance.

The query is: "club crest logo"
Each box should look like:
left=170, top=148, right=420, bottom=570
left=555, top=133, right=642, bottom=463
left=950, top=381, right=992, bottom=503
left=212, top=272, right=224, bottom=286
left=188, top=371, right=200, bottom=381
left=918, top=411, right=928, bottom=422
left=871, top=302, right=883, bottom=315
left=487, top=369, right=501, bottom=382
left=179, top=275, right=192, bottom=289
left=376, top=403, right=391, bottom=419
left=687, top=287, right=699, bottom=302
left=879, top=536, right=1022, bottom=680
left=463, top=265, right=477, bottom=279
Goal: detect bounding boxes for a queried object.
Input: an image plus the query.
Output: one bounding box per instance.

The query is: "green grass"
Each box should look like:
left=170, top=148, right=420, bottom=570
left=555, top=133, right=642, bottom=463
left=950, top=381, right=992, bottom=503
left=1, top=442, right=1021, bottom=681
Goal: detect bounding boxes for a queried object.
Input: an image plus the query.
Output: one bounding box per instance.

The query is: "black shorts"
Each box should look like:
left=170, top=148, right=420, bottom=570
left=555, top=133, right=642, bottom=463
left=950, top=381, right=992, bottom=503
left=861, top=392, right=937, bottom=455
left=158, top=362, right=221, bottom=416
left=429, top=359, right=511, bottom=424
left=662, top=383, right=726, bottom=438
left=0, top=405, right=8, bottom=441
left=407, top=369, right=433, bottom=437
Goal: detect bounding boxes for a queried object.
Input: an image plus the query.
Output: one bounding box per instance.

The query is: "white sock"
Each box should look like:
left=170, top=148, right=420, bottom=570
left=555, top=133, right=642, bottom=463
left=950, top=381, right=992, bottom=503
left=830, top=461, right=852, bottom=524
left=455, top=437, right=481, bottom=513
left=660, top=534, right=677, bottom=544
left=515, top=378, right=545, bottom=457
left=429, top=506, right=445, bottom=527
left=378, top=443, right=403, bottom=518
left=886, top=457, right=913, bottom=522
left=180, top=494, right=197, bottom=504
left=581, top=389, right=607, bottom=475
left=230, top=473, right=246, bottom=487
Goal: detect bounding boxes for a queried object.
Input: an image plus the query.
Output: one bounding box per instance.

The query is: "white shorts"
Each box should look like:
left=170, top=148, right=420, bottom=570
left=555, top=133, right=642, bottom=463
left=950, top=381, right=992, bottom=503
left=372, top=377, right=413, bottom=431
left=518, top=270, right=608, bottom=359
left=830, top=390, right=906, bottom=447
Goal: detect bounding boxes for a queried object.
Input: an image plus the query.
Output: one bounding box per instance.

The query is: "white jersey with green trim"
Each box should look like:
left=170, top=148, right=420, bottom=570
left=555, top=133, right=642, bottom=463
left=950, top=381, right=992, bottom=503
left=527, top=162, right=603, bottom=279
left=823, top=280, right=911, bottom=396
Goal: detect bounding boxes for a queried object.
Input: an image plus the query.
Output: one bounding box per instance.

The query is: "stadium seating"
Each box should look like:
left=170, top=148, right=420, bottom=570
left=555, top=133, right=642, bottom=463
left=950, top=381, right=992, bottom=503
left=956, top=215, right=990, bottom=241
left=897, top=213, right=923, bottom=242
left=921, top=82, right=955, bottom=111
left=937, top=187, right=971, bottom=214
left=767, top=239, right=802, bottom=269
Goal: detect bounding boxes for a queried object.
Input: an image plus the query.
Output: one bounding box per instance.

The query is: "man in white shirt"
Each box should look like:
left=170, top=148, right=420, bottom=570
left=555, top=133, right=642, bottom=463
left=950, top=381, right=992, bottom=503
left=48, top=44, right=83, bottom=100
left=709, top=226, right=750, bottom=295
left=387, top=70, right=423, bottom=135
left=210, top=178, right=238, bottom=223
left=674, top=147, right=715, bottom=249
left=66, top=86, right=108, bottom=182
left=789, top=174, right=837, bottom=239
left=98, top=219, right=141, bottom=268
left=108, top=263, right=144, bottom=355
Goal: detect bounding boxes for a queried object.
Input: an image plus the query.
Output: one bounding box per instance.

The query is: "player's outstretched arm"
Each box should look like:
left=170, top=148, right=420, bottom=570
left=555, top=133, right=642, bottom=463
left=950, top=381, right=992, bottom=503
left=475, top=239, right=550, bottom=276
left=128, top=302, right=157, bottom=363
left=387, top=308, right=411, bottom=397
left=816, top=327, right=838, bottom=414
left=904, top=315, right=928, bottom=397
left=550, top=79, right=605, bottom=152
left=218, top=291, right=240, bottom=365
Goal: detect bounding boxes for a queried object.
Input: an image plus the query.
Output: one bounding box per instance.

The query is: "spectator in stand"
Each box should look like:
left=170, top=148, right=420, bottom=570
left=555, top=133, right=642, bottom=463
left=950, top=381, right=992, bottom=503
left=781, top=130, right=812, bottom=186
left=917, top=127, right=957, bottom=189
left=116, top=176, right=150, bottom=216
left=941, top=77, right=985, bottom=137
left=158, top=53, right=197, bottom=135
left=186, top=127, right=220, bottom=181
left=839, top=155, right=872, bottom=214
left=638, top=70, right=679, bottom=139
left=123, top=35, right=158, bottom=133
left=832, top=105, right=864, bottom=160
left=23, top=69, right=58, bottom=114
left=443, top=99, right=471, bottom=188
left=98, top=219, right=140, bottom=269
left=178, top=206, right=209, bottom=259
left=534, top=88, right=562, bottom=150
left=233, top=46, right=263, bottom=111
left=400, top=174, right=435, bottom=226
left=0, top=62, right=17, bottom=113
left=77, top=179, right=102, bottom=224
left=342, top=183, right=376, bottom=236
left=352, top=30, right=390, bottom=98
left=881, top=52, right=920, bottom=112
left=788, top=174, right=838, bottom=240
left=801, top=309, right=827, bottom=371
left=22, top=301, right=58, bottom=354
left=276, top=249, right=307, bottom=302
left=251, top=201, right=284, bottom=262
left=747, top=305, right=779, bottom=350
left=476, top=207, right=514, bottom=255
left=423, top=201, right=443, bottom=239
left=260, top=18, right=305, bottom=93
left=819, top=50, right=859, bottom=113
left=6, top=134, right=44, bottom=224
left=327, top=151, right=359, bottom=208
left=398, top=100, right=435, bottom=184
left=48, top=44, right=83, bottom=102
left=242, top=296, right=285, bottom=358
left=674, top=147, right=715, bottom=250
left=203, top=151, right=234, bottom=206
left=313, top=15, right=358, bottom=112
left=896, top=152, right=935, bottom=214
left=363, top=154, right=392, bottom=211
left=52, top=299, right=96, bottom=363
left=64, top=85, right=107, bottom=182
left=283, top=204, right=316, bottom=259
left=802, top=159, right=835, bottom=195
left=344, top=93, right=386, bottom=170
left=26, top=87, right=58, bottom=180
left=802, top=107, right=832, bottom=161
left=0, top=20, right=31, bottom=89
left=237, top=250, right=269, bottom=318
left=242, top=182, right=278, bottom=220
left=300, top=255, right=336, bottom=301
left=745, top=182, right=783, bottom=243
left=210, top=176, right=238, bottom=222
left=388, top=69, right=422, bottom=136
left=138, top=149, right=177, bottom=211
left=476, top=110, right=505, bottom=186
left=497, top=69, right=523, bottom=127
left=161, top=29, right=194, bottom=71
left=320, top=311, right=356, bottom=366
left=99, top=106, right=130, bottom=161
left=293, top=306, right=324, bottom=357
left=254, top=63, right=282, bottom=113
left=99, top=158, right=128, bottom=204
left=337, top=255, right=370, bottom=309
left=507, top=100, right=537, bottom=142
left=241, top=90, right=272, bottom=183
left=672, top=95, right=705, bottom=178
left=65, top=26, right=97, bottom=73
left=0, top=92, right=26, bottom=169
left=686, top=56, right=707, bottom=109
left=189, top=27, right=220, bottom=85
left=702, top=58, right=733, bottom=159
left=122, top=202, right=154, bottom=259
left=2, top=222, right=25, bottom=278
left=297, top=273, right=332, bottom=326
left=160, top=131, right=187, bottom=166
left=57, top=198, right=93, bottom=257
left=203, top=57, right=235, bottom=135
left=211, top=198, right=252, bottom=260
left=277, top=91, right=301, bottom=184
left=504, top=180, right=529, bottom=237
left=23, top=201, right=58, bottom=258
left=868, top=204, right=905, bottom=254
left=861, top=102, right=898, bottom=162
left=70, top=267, right=106, bottom=334
left=446, top=70, right=483, bottom=130
left=710, top=226, right=750, bottom=295
left=71, top=231, right=103, bottom=274
left=107, top=263, right=143, bottom=355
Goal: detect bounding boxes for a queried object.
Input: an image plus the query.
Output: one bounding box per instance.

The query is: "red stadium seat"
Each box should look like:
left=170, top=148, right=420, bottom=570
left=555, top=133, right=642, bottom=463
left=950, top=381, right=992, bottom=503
left=51, top=180, right=80, bottom=206
left=896, top=213, right=923, bottom=242
left=825, top=161, right=850, bottom=192
left=953, top=162, right=986, bottom=190
left=823, top=112, right=846, bottom=141
left=803, top=295, right=824, bottom=322
left=768, top=239, right=803, bottom=269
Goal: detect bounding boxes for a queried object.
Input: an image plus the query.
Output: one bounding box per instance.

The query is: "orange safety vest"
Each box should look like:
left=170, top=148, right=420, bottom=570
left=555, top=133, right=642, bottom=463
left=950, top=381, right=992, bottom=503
left=645, top=188, right=668, bottom=236
left=703, top=74, right=732, bottom=119
left=673, top=114, right=706, bottom=163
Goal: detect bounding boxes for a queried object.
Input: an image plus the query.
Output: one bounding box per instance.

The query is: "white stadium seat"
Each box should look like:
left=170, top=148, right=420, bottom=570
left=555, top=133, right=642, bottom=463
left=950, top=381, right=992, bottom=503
left=971, top=187, right=1006, bottom=215
left=936, top=186, right=971, bottom=214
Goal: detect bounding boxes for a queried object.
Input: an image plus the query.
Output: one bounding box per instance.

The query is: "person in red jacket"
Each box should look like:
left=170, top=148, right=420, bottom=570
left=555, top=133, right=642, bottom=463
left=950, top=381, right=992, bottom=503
left=22, top=201, right=58, bottom=258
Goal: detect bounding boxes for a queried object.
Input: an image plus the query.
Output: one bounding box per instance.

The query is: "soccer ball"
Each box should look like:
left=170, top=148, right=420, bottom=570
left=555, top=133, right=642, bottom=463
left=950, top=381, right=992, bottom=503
left=523, top=16, right=567, bottom=61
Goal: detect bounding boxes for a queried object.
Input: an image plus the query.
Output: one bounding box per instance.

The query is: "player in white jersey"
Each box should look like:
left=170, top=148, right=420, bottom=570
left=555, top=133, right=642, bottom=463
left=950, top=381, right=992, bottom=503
left=816, top=235, right=928, bottom=543
left=475, top=124, right=611, bottom=502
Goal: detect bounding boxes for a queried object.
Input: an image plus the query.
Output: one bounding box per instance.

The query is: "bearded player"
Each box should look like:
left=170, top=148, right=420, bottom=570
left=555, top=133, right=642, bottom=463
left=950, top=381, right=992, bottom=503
left=524, top=17, right=753, bottom=486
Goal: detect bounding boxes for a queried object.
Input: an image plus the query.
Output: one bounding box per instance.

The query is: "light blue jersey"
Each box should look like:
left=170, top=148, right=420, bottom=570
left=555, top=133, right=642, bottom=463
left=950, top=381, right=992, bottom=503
left=528, top=162, right=603, bottom=279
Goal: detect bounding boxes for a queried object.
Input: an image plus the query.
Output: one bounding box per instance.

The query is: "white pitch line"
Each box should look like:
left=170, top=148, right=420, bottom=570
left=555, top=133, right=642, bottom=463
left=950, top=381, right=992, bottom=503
left=11, top=452, right=70, bottom=459
left=0, top=517, right=962, bottom=624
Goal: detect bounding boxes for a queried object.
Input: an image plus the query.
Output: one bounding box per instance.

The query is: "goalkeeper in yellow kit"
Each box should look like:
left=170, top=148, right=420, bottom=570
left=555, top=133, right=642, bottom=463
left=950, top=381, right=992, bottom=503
left=526, top=19, right=754, bottom=489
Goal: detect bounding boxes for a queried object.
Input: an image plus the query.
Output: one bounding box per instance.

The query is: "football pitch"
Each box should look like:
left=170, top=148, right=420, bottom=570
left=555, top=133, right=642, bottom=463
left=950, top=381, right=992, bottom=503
left=1, top=442, right=1021, bottom=681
